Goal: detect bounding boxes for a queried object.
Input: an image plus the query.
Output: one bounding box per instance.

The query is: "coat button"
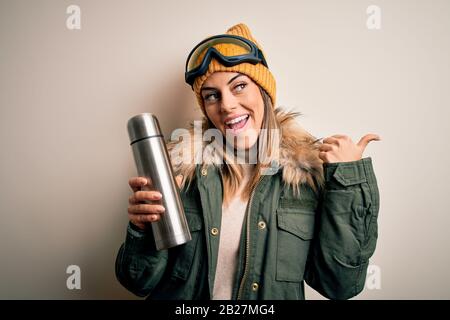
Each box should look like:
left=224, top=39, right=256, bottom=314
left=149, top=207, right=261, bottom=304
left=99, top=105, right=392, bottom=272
left=251, top=282, right=259, bottom=291
left=258, top=221, right=266, bottom=230
left=201, top=168, right=208, bottom=176
left=211, top=227, right=219, bottom=236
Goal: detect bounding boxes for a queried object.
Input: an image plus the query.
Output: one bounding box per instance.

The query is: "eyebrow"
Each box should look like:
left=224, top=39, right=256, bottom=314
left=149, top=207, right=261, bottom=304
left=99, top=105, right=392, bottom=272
left=200, top=74, right=244, bottom=92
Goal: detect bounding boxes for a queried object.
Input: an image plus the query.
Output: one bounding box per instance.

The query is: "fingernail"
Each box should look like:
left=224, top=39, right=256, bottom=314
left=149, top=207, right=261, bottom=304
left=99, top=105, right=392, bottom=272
left=154, top=193, right=162, bottom=199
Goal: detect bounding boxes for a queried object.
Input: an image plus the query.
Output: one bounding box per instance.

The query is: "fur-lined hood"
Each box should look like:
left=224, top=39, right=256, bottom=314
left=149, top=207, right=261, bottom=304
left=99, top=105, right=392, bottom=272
left=167, top=108, right=324, bottom=194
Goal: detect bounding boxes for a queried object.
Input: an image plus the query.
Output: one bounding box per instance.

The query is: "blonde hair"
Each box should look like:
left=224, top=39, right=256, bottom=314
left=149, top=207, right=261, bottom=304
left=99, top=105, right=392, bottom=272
left=205, top=87, right=281, bottom=207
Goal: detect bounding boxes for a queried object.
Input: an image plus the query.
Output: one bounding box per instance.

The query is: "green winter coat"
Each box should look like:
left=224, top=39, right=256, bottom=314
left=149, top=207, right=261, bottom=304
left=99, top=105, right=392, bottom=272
left=115, top=109, right=380, bottom=300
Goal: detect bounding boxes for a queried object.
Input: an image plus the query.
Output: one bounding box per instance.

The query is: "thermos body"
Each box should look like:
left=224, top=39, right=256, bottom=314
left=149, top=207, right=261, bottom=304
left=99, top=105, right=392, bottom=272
left=127, top=113, right=191, bottom=250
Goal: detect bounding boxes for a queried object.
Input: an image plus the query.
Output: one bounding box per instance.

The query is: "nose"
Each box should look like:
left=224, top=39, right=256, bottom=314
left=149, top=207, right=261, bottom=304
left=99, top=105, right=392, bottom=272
left=220, top=90, right=238, bottom=113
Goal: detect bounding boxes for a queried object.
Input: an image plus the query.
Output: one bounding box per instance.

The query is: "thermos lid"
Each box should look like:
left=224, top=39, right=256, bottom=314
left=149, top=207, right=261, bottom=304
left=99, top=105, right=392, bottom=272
left=127, top=113, right=163, bottom=145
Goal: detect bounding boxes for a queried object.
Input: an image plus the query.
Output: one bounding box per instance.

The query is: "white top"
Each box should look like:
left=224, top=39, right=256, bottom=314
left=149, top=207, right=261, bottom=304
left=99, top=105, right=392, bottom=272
left=212, top=164, right=254, bottom=300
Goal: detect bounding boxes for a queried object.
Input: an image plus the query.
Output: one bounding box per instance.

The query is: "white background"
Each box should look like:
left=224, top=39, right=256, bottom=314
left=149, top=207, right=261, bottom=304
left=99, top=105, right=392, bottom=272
left=0, top=0, right=449, bottom=299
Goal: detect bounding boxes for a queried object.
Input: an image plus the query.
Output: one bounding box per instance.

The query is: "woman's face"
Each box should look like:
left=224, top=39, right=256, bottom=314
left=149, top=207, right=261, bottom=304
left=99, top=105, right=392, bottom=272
left=200, top=72, right=264, bottom=150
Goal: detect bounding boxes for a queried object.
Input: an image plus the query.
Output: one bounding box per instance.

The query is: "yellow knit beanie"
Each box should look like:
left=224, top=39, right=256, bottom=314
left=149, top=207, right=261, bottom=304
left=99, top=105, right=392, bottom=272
left=190, top=23, right=276, bottom=114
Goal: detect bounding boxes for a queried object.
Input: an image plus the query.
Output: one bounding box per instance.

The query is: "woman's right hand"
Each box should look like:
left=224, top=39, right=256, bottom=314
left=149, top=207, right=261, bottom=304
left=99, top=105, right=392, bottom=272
left=128, top=175, right=183, bottom=231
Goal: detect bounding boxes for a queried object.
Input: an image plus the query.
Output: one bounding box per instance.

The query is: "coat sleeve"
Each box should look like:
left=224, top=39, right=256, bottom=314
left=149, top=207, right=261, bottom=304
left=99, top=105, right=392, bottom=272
left=304, top=157, right=380, bottom=300
left=115, top=222, right=168, bottom=297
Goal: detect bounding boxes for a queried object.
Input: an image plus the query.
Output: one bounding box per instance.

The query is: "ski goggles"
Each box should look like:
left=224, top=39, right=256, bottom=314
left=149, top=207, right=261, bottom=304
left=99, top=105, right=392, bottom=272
left=185, top=34, right=268, bottom=87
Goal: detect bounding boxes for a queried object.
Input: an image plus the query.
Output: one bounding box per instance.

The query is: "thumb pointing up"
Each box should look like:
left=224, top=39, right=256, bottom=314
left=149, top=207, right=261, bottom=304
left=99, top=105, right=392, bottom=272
left=357, top=134, right=381, bottom=152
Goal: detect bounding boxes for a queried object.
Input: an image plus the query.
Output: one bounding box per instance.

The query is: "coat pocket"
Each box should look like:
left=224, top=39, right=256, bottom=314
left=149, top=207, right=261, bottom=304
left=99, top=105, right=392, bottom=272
left=171, top=211, right=203, bottom=281
left=275, top=210, right=315, bottom=282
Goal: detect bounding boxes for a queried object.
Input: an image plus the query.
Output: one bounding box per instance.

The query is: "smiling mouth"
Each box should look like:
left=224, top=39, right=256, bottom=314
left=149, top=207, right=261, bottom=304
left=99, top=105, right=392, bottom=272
left=224, top=114, right=250, bottom=131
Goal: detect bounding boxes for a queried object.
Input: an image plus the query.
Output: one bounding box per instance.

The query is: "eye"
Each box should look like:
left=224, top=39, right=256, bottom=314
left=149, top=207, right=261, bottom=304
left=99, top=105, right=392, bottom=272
left=203, top=92, right=219, bottom=103
left=234, top=83, right=247, bottom=92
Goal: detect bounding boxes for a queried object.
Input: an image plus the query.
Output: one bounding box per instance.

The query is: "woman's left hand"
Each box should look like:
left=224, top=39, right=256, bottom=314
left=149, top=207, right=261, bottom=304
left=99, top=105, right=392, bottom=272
left=318, top=133, right=381, bottom=164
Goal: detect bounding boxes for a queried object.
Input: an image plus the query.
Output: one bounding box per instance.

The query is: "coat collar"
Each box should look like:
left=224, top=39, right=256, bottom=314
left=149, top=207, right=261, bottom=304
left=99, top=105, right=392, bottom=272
left=167, top=108, right=324, bottom=194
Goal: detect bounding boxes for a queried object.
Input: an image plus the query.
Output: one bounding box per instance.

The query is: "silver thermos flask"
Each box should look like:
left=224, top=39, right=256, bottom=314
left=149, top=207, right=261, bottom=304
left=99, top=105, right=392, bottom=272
left=127, top=113, right=191, bottom=250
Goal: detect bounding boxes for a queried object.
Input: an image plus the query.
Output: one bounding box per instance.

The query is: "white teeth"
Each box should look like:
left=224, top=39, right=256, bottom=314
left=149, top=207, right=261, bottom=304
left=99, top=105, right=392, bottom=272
left=225, top=115, right=249, bottom=125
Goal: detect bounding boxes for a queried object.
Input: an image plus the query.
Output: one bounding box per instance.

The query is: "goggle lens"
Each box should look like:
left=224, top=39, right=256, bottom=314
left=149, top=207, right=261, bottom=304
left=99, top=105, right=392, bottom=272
left=186, top=37, right=253, bottom=72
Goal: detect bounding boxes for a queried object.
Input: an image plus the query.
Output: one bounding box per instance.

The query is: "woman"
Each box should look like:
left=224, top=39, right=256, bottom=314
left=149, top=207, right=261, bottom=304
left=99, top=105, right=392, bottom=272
left=116, top=23, right=380, bottom=300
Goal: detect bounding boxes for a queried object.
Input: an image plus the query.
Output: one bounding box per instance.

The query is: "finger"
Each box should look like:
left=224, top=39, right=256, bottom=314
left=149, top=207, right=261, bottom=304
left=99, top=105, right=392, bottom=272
left=322, top=137, right=340, bottom=146
left=129, top=177, right=150, bottom=193
left=318, top=144, right=334, bottom=152
left=128, top=203, right=165, bottom=215
left=130, top=213, right=160, bottom=224
left=318, top=151, right=328, bottom=162
left=356, top=133, right=381, bottom=149
left=129, top=191, right=162, bottom=204
left=331, top=134, right=350, bottom=140
left=175, top=175, right=183, bottom=188
left=130, top=213, right=160, bottom=225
